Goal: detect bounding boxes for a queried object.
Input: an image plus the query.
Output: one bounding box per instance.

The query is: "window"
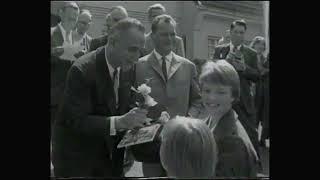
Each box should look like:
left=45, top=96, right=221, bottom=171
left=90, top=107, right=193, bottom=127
left=208, top=36, right=220, bottom=60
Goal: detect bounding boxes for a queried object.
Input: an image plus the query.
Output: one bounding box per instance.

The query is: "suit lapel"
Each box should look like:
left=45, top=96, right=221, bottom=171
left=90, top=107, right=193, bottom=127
left=95, top=47, right=117, bottom=115
left=148, top=52, right=167, bottom=83
left=222, top=44, right=231, bottom=59
left=168, top=53, right=182, bottom=80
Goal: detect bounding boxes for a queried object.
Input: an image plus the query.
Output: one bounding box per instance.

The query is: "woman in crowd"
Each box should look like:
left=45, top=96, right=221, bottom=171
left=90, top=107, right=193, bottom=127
left=160, top=116, right=218, bottom=178
left=192, top=60, right=259, bottom=177
left=250, top=36, right=269, bottom=147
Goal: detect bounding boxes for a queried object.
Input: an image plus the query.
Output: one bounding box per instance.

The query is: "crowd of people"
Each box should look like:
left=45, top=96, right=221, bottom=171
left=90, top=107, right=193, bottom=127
left=51, top=1, right=269, bottom=178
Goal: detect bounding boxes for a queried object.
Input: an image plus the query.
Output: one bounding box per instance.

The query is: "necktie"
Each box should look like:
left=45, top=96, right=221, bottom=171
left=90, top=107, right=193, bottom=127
left=161, top=56, right=167, bottom=81
left=113, top=69, right=119, bottom=107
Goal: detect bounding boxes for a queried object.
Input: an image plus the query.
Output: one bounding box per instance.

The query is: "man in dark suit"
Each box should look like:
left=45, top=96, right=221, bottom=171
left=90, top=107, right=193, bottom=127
left=52, top=18, right=151, bottom=177
left=89, top=6, right=128, bottom=52
left=51, top=1, right=79, bottom=127
left=213, top=19, right=261, bottom=160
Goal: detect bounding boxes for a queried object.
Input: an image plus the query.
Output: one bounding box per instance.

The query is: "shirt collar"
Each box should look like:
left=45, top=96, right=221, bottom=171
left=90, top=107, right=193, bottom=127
left=230, top=42, right=242, bottom=51
left=153, top=49, right=173, bottom=63
left=58, top=23, right=72, bottom=43
left=105, top=47, right=120, bottom=78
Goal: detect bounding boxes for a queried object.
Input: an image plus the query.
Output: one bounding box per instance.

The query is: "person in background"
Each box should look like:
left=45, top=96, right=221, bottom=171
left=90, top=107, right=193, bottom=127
left=89, top=6, right=128, bottom=52
left=143, top=3, right=185, bottom=57
left=134, top=14, right=201, bottom=177
left=160, top=116, right=218, bottom=178
left=51, top=1, right=79, bottom=128
left=193, top=60, right=259, bottom=177
left=250, top=36, right=269, bottom=147
left=72, top=9, right=93, bottom=59
left=212, top=20, right=261, bottom=166
left=217, top=29, right=231, bottom=46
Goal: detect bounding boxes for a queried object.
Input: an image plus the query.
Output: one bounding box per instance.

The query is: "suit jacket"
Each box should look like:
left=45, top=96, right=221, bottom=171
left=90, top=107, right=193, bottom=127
left=51, top=25, right=74, bottom=107
left=213, top=109, right=259, bottom=177
left=143, top=33, right=185, bottom=57
left=135, top=51, right=201, bottom=118
left=213, top=44, right=259, bottom=115
left=89, top=34, right=108, bottom=52
left=52, top=46, right=135, bottom=177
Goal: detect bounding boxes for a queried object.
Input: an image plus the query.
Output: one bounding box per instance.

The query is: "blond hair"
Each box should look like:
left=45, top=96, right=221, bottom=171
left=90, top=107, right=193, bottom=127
left=160, top=116, right=218, bottom=178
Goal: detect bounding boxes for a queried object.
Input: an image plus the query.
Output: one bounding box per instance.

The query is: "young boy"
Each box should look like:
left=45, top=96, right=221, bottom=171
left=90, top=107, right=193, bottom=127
left=193, top=60, right=259, bottom=177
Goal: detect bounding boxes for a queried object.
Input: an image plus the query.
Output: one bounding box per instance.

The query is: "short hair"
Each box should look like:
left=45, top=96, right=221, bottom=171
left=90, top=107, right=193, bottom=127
left=151, top=14, right=176, bottom=33
left=79, top=9, right=92, bottom=20
left=147, top=3, right=166, bottom=16
left=108, top=17, right=145, bottom=42
left=61, top=1, right=79, bottom=12
left=199, top=60, right=240, bottom=101
left=230, top=19, right=247, bottom=31
left=110, top=6, right=128, bottom=17
left=160, top=116, right=218, bottom=178
left=250, top=36, right=266, bottom=51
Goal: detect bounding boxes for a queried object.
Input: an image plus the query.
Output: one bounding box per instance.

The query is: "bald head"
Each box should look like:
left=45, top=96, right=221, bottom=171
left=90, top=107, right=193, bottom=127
left=105, top=6, right=128, bottom=34
left=76, top=9, right=92, bottom=35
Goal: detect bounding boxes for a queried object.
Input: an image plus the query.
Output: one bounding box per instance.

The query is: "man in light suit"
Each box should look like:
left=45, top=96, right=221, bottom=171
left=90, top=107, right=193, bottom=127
left=135, top=14, right=201, bottom=177
left=142, top=3, right=185, bottom=57
left=51, top=1, right=79, bottom=127
left=52, top=18, right=151, bottom=177
left=72, top=9, right=93, bottom=59
left=212, top=20, right=261, bottom=168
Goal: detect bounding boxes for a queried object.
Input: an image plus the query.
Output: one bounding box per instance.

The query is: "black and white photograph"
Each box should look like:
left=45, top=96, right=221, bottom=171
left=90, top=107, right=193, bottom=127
left=117, top=124, right=162, bottom=148
left=50, top=1, right=269, bottom=178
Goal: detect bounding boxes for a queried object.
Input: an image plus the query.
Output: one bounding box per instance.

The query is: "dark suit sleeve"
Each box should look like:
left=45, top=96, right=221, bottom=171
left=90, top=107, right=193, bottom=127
left=89, top=38, right=99, bottom=52
left=213, top=46, right=222, bottom=60
left=188, top=63, right=202, bottom=116
left=215, top=136, right=258, bottom=177
left=59, top=65, right=112, bottom=138
left=239, top=51, right=260, bottom=82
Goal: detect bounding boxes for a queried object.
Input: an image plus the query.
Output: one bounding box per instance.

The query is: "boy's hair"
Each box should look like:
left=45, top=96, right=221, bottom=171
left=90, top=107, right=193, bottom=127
left=199, top=60, right=240, bottom=101
left=160, top=116, right=218, bottom=178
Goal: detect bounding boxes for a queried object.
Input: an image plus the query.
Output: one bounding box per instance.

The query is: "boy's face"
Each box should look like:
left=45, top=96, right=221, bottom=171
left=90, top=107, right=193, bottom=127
left=201, top=83, right=234, bottom=119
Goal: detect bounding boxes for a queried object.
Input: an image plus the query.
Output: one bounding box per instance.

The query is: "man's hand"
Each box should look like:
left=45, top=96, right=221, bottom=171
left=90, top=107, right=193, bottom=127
left=115, top=107, right=151, bottom=131
left=73, top=50, right=85, bottom=59
left=51, top=46, right=64, bottom=57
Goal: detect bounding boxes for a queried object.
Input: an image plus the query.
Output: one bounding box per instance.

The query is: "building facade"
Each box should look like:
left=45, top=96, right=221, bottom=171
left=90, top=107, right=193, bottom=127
left=51, top=1, right=267, bottom=60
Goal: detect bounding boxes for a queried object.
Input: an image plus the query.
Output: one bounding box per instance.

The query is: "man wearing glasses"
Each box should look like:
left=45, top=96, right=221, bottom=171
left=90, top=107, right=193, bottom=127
left=72, top=9, right=93, bottom=58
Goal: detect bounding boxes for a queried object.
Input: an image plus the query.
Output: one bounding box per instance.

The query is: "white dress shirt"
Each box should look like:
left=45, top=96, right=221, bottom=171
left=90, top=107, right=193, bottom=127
left=105, top=49, right=121, bottom=136
left=58, top=23, right=73, bottom=44
left=229, top=42, right=242, bottom=53
left=153, top=49, right=173, bottom=73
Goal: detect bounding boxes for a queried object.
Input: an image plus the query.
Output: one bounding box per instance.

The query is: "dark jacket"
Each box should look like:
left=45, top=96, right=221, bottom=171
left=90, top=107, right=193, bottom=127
left=52, top=46, right=136, bottom=177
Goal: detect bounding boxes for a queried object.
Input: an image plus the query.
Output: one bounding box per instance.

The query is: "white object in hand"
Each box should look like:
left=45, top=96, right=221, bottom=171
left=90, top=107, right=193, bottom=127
left=137, top=84, right=151, bottom=96
left=158, top=111, right=170, bottom=124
